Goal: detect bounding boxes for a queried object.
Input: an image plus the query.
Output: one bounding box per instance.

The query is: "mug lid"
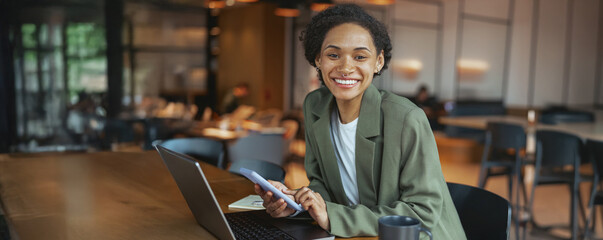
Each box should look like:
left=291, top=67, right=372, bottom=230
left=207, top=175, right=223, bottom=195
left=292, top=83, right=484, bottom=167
left=378, top=215, right=420, bottom=227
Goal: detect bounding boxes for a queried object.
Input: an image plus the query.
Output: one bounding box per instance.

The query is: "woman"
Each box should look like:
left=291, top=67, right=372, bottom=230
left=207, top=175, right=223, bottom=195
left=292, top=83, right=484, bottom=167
left=255, top=4, right=466, bottom=238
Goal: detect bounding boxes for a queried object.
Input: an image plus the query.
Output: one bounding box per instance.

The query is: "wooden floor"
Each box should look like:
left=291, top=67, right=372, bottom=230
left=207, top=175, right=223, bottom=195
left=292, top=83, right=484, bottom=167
left=282, top=134, right=601, bottom=240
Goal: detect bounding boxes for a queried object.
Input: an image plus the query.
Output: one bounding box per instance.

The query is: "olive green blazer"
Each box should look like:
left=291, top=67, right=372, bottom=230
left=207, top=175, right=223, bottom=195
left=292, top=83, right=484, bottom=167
left=302, top=85, right=466, bottom=239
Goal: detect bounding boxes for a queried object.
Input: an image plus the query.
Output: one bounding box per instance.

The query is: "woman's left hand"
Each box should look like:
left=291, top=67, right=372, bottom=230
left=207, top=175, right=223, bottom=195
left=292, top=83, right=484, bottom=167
left=294, top=187, right=329, bottom=231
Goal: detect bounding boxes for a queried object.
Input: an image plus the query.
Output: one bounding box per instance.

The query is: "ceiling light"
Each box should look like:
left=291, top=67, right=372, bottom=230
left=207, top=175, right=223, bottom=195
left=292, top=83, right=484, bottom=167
left=207, top=0, right=226, bottom=9
left=311, top=0, right=334, bottom=12
left=275, top=8, right=299, bottom=17
left=366, top=0, right=394, bottom=5
left=210, top=27, right=221, bottom=36
left=275, top=2, right=299, bottom=17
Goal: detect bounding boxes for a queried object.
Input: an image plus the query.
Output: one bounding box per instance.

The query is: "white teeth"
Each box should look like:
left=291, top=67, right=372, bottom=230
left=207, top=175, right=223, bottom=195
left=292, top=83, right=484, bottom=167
left=334, top=79, right=358, bottom=85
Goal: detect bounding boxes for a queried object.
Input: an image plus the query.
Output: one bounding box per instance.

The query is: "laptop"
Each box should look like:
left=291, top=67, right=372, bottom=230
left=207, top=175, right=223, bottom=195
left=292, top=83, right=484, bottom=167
left=156, top=145, right=334, bottom=240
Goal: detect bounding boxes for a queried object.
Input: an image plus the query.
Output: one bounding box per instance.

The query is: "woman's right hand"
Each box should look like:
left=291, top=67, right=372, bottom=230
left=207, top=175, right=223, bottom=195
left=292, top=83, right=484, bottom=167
left=254, top=180, right=297, bottom=218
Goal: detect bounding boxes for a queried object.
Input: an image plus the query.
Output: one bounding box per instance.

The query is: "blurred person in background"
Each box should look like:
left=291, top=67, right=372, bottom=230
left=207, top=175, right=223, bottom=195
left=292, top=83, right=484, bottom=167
left=220, top=82, right=249, bottom=114
left=413, top=85, right=440, bottom=130
left=414, top=85, right=436, bottom=118
left=65, top=91, right=107, bottom=146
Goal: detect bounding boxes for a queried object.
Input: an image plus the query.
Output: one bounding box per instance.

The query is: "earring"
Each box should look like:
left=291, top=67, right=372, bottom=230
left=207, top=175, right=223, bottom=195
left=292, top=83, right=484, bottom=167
left=316, top=67, right=320, bottom=72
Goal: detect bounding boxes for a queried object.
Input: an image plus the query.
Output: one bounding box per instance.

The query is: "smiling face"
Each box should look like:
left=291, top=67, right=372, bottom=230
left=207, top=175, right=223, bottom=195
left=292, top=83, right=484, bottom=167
left=315, top=23, right=384, bottom=105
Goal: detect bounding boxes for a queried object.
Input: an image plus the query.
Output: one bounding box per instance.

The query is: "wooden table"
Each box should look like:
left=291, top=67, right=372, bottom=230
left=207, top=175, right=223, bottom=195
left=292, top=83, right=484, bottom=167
left=0, top=151, right=372, bottom=240
left=0, top=151, right=252, bottom=239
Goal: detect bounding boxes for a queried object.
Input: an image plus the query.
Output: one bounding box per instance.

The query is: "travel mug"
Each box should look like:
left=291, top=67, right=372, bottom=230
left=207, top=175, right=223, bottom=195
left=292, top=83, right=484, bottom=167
left=378, top=215, right=433, bottom=240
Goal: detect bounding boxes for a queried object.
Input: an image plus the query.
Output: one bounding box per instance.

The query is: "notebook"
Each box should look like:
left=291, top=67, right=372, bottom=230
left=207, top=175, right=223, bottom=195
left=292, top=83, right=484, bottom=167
left=228, top=195, right=266, bottom=211
left=155, top=145, right=333, bottom=240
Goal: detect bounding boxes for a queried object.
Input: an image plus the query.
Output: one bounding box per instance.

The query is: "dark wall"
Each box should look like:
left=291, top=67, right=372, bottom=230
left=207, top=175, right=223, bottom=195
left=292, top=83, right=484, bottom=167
left=598, top=2, right=603, bottom=106
left=105, top=0, right=123, bottom=118
left=0, top=0, right=17, bottom=153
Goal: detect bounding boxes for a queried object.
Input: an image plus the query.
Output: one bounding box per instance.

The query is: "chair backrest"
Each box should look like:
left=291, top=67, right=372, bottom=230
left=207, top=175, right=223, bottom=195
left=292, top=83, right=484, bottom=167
left=444, top=101, right=506, bottom=143
left=157, top=138, right=225, bottom=169
left=228, top=133, right=286, bottom=166
left=103, top=119, right=135, bottom=147
left=539, top=110, right=595, bottom=125
left=586, top=139, right=603, bottom=178
left=228, top=159, right=286, bottom=183
left=535, top=130, right=584, bottom=168
left=0, top=208, right=9, bottom=240
left=486, top=122, right=526, bottom=150
left=447, top=182, right=511, bottom=240
left=252, top=109, right=283, bottom=127
left=447, top=101, right=506, bottom=117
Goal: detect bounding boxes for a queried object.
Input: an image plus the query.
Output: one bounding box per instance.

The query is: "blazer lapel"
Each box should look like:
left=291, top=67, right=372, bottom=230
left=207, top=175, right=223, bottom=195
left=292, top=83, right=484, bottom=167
left=311, top=90, right=348, bottom=204
left=355, top=85, right=381, bottom=206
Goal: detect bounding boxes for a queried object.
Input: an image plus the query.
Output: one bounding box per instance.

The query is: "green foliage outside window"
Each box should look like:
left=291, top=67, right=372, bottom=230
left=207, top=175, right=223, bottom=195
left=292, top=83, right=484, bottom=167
left=15, top=21, right=108, bottom=143
left=66, top=23, right=107, bottom=102
left=21, top=24, right=36, bottom=49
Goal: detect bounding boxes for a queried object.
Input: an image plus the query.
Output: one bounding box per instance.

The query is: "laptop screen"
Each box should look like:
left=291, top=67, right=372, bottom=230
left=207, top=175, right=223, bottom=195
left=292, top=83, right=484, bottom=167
left=156, top=145, right=236, bottom=240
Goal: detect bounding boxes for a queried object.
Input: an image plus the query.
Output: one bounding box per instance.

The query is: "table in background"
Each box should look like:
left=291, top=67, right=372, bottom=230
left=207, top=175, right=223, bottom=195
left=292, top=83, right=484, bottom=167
left=439, top=115, right=603, bottom=189
left=187, top=120, right=286, bottom=141
left=0, top=151, right=373, bottom=240
left=439, top=115, right=527, bottom=130
left=440, top=115, right=603, bottom=142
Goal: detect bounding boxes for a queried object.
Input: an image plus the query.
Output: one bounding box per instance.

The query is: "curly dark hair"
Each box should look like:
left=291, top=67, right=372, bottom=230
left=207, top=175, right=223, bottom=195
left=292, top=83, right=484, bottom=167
left=299, top=4, right=392, bottom=81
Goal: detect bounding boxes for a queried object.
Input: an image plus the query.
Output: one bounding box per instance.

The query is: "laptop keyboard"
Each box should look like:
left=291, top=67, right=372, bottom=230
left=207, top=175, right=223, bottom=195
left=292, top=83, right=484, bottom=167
left=226, top=212, right=295, bottom=240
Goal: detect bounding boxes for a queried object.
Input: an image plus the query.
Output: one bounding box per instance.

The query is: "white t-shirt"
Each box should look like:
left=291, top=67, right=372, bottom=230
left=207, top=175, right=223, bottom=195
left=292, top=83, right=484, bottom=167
left=330, top=108, right=359, bottom=206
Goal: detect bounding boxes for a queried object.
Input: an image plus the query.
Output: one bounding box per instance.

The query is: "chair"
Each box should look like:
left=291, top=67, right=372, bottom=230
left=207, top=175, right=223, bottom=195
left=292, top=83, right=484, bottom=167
left=479, top=122, right=528, bottom=200
left=539, top=109, right=595, bottom=125
left=478, top=122, right=527, bottom=240
left=155, top=137, right=226, bottom=169
left=525, top=130, right=588, bottom=240
left=228, top=159, right=286, bottom=183
left=584, top=139, right=603, bottom=239
left=0, top=207, right=10, bottom=240
left=101, top=119, right=135, bottom=149
left=143, top=118, right=194, bottom=150
left=447, top=182, right=511, bottom=240
left=228, top=133, right=287, bottom=166
left=444, top=100, right=506, bottom=143
left=251, top=109, right=283, bottom=127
